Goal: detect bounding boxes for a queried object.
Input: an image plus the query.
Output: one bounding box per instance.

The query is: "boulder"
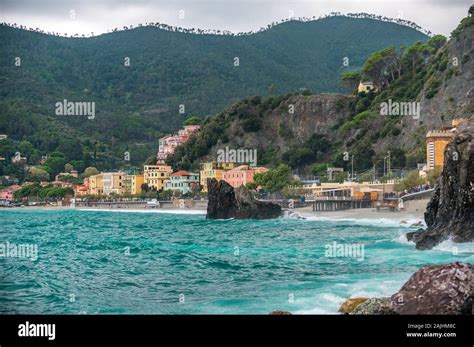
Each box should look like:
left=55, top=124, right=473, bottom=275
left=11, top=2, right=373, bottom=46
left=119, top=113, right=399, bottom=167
left=338, top=297, right=368, bottom=314
left=269, top=310, right=291, bottom=315
left=390, top=262, right=473, bottom=315
left=407, top=121, right=474, bottom=249
left=351, top=298, right=396, bottom=315
left=206, top=178, right=282, bottom=219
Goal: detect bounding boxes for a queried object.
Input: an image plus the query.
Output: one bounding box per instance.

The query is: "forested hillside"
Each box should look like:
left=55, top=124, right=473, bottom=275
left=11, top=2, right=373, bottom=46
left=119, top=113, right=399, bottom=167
left=0, top=15, right=427, bottom=172
left=167, top=14, right=473, bottom=179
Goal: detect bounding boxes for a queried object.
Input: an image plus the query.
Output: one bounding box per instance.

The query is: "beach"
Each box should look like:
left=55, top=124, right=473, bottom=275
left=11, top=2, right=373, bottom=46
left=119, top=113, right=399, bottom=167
left=6, top=198, right=429, bottom=226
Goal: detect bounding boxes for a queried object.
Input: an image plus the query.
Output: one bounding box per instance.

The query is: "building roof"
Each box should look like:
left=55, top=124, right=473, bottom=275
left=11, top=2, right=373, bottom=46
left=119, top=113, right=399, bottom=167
left=425, top=130, right=454, bottom=139
left=171, top=170, right=196, bottom=177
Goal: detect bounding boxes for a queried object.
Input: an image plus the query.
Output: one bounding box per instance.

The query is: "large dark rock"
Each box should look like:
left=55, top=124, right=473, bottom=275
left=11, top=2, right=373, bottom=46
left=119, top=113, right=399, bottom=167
left=407, top=121, right=474, bottom=249
left=390, top=262, right=473, bottom=315
left=206, top=178, right=282, bottom=219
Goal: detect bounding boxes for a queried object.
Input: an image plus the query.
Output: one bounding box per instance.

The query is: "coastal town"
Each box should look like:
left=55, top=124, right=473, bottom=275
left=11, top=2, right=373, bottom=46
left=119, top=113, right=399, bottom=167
left=0, top=114, right=465, bottom=210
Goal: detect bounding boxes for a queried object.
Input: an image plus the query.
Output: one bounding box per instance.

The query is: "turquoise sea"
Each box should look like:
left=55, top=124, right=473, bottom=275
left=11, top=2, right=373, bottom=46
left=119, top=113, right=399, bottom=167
left=0, top=209, right=473, bottom=314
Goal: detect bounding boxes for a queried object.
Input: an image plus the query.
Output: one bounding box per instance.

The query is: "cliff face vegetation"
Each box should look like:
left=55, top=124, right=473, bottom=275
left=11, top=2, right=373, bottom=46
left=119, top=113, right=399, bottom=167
left=167, top=93, right=354, bottom=171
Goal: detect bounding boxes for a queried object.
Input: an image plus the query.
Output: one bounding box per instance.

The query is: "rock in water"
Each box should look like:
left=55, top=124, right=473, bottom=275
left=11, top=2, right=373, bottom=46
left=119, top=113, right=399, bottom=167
left=206, top=178, right=282, bottom=219
left=390, top=262, right=473, bottom=315
left=407, top=121, right=474, bottom=249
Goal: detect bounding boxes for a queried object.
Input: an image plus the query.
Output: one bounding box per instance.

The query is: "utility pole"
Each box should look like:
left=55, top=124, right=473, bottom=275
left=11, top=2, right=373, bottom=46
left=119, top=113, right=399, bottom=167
left=383, top=157, right=386, bottom=177
left=387, top=151, right=391, bottom=177
left=351, top=155, right=354, bottom=181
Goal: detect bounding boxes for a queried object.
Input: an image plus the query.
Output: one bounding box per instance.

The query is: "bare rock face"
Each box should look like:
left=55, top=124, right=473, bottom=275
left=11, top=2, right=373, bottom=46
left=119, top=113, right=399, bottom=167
left=407, top=122, right=474, bottom=249
left=390, top=262, right=473, bottom=315
left=206, top=178, right=282, bottom=219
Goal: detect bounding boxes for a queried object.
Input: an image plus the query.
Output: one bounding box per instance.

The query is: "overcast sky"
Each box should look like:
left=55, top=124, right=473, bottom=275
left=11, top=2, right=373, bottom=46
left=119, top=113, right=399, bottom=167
left=0, top=0, right=471, bottom=37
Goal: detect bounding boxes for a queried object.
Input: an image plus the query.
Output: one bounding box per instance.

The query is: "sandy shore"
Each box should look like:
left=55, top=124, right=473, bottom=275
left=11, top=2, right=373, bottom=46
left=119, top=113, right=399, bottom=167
left=4, top=198, right=429, bottom=225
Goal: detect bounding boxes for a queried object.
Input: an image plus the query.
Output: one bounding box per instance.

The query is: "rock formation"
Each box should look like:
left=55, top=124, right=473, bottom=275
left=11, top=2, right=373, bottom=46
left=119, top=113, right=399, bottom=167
left=206, top=178, right=282, bottom=219
left=345, top=262, right=473, bottom=315
left=407, top=121, right=474, bottom=249
left=390, top=262, right=473, bottom=315
left=350, top=298, right=396, bottom=315
left=269, top=310, right=291, bottom=315
left=338, top=297, right=368, bottom=314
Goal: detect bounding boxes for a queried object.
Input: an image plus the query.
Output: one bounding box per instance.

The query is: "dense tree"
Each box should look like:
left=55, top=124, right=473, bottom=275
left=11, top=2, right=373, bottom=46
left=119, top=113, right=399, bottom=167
left=254, top=164, right=294, bottom=192
left=25, top=167, right=50, bottom=182
left=83, top=166, right=99, bottom=177
left=183, top=116, right=202, bottom=126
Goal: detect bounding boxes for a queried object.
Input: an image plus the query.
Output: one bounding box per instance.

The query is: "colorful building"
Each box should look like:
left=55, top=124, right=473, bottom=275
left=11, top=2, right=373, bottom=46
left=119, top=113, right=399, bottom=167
left=157, top=125, right=200, bottom=162
left=164, top=171, right=199, bottom=194
left=122, top=174, right=144, bottom=195
left=358, top=81, right=376, bottom=93
left=200, top=162, right=235, bottom=192
left=222, top=165, right=268, bottom=188
left=0, top=185, right=21, bottom=203
left=88, top=174, right=104, bottom=195
left=102, top=172, right=125, bottom=195
left=72, top=177, right=89, bottom=197
left=425, top=119, right=462, bottom=170
left=144, top=164, right=173, bottom=191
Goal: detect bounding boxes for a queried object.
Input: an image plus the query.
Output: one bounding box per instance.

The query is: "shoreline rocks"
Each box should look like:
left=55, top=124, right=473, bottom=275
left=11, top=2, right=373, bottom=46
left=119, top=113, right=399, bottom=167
left=406, top=121, right=474, bottom=249
left=340, top=262, right=473, bottom=315
left=390, top=262, right=473, bottom=315
left=338, top=297, right=368, bottom=314
left=206, top=178, right=282, bottom=219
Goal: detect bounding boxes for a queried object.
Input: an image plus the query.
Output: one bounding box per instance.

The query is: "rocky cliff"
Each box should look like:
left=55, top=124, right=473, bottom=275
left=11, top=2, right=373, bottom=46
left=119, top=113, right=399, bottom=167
left=407, top=121, right=474, bottom=249
left=339, top=262, right=473, bottom=315
left=206, top=178, right=282, bottom=219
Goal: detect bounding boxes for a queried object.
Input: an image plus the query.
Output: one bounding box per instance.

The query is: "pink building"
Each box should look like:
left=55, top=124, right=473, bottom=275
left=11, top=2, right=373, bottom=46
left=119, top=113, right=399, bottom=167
left=222, top=165, right=268, bottom=188
left=157, top=125, right=200, bottom=162
left=0, top=185, right=22, bottom=202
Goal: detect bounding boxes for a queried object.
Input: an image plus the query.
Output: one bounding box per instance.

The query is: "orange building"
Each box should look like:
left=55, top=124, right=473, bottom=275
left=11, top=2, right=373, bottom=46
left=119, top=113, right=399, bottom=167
left=222, top=165, right=268, bottom=188
left=425, top=119, right=462, bottom=170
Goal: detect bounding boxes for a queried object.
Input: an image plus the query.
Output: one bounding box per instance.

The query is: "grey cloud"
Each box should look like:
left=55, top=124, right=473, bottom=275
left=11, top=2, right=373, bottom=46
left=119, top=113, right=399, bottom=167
left=0, top=0, right=471, bottom=36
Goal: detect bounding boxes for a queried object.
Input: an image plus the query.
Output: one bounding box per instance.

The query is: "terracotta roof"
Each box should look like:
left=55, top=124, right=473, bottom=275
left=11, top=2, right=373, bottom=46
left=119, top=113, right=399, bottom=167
left=171, top=170, right=195, bottom=177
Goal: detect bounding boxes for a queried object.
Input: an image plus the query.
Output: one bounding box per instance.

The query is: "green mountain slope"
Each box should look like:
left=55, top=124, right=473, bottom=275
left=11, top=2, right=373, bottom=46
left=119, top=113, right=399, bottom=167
left=0, top=16, right=427, bottom=171
left=167, top=14, right=473, bottom=178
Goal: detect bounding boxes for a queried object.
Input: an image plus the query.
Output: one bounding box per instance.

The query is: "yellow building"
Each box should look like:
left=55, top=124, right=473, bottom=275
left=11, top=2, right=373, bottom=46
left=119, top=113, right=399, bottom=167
left=102, top=172, right=125, bottom=195
left=144, top=164, right=173, bottom=191
left=425, top=131, right=452, bottom=170
left=200, top=162, right=235, bottom=192
left=358, top=81, right=376, bottom=93
left=88, top=174, right=104, bottom=195
left=424, top=119, right=463, bottom=170
left=130, top=174, right=144, bottom=194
